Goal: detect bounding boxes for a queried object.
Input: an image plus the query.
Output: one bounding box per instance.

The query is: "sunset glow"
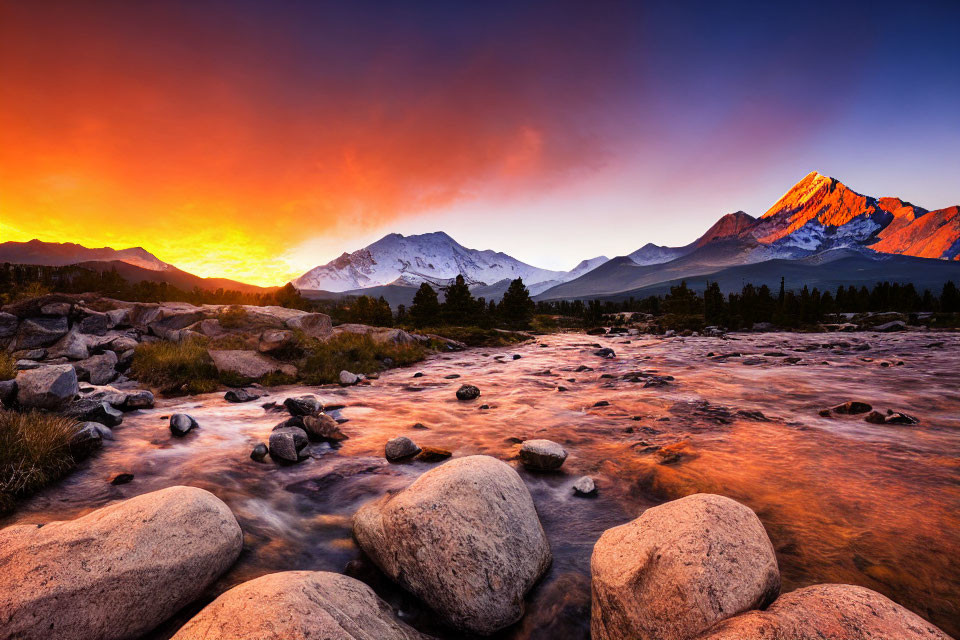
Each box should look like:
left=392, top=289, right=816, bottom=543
left=2, top=1, right=958, bottom=284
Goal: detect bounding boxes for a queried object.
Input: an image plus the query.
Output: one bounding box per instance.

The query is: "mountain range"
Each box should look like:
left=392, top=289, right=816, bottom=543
left=4, top=172, right=958, bottom=303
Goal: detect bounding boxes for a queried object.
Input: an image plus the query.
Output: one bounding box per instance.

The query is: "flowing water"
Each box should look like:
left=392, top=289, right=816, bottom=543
left=4, top=331, right=959, bottom=638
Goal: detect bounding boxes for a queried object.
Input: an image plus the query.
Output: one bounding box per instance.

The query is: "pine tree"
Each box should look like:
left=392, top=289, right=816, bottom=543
left=410, top=283, right=441, bottom=328
left=441, top=274, right=476, bottom=326
left=500, top=277, right=534, bottom=329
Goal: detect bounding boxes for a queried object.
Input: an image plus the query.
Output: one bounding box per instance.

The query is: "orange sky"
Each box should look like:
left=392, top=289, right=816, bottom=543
left=2, top=2, right=958, bottom=286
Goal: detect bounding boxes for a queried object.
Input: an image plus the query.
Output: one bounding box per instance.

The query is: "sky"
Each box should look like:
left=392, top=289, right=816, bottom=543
left=1, top=0, right=959, bottom=286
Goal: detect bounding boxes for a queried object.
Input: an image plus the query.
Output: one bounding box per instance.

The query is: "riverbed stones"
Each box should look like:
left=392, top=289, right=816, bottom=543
left=0, top=486, right=243, bottom=640
left=456, top=383, right=481, bottom=400
left=224, top=388, right=261, bottom=403
left=698, top=584, right=951, bottom=640
left=284, top=394, right=322, bottom=416
left=15, top=364, right=78, bottom=410
left=573, top=476, right=597, bottom=495
left=170, top=571, right=429, bottom=640
left=385, top=436, right=421, bottom=461
left=591, top=493, right=780, bottom=640
left=519, top=439, right=568, bottom=470
left=352, top=455, right=552, bottom=634
left=302, top=413, right=348, bottom=442
left=269, top=426, right=309, bottom=462
left=170, top=413, right=199, bottom=437
left=250, top=443, right=268, bottom=462
left=67, top=398, right=124, bottom=427
left=339, top=370, right=360, bottom=385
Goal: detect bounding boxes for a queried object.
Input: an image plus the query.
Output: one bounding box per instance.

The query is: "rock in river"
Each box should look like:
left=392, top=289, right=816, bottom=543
left=591, top=493, right=780, bottom=640
left=269, top=426, right=309, bottom=462
left=456, top=384, right=481, bottom=400
left=15, top=364, right=78, bottom=410
left=573, top=476, right=597, bottom=496
left=170, top=571, right=429, bottom=640
left=170, top=413, right=198, bottom=437
left=385, top=436, right=421, bottom=461
left=250, top=443, right=268, bottom=462
left=302, top=413, right=348, bottom=443
left=353, top=455, right=552, bottom=635
left=519, top=439, right=568, bottom=470
left=699, top=584, right=951, bottom=640
left=0, top=486, right=243, bottom=640
left=284, top=394, right=322, bottom=416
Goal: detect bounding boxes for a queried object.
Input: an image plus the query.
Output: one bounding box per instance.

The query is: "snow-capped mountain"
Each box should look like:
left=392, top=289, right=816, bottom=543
left=293, top=231, right=608, bottom=292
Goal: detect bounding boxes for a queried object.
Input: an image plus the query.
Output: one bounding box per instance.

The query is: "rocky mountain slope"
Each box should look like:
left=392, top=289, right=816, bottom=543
left=0, top=240, right=172, bottom=271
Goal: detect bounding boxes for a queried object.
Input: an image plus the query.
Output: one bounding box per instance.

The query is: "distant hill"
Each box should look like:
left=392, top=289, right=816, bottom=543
left=74, top=260, right=275, bottom=294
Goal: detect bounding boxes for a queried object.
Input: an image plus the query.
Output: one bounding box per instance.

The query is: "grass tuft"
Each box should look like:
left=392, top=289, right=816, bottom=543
left=129, top=339, right=220, bottom=394
left=0, top=352, right=15, bottom=381
left=0, top=411, right=81, bottom=513
left=300, top=333, right=426, bottom=384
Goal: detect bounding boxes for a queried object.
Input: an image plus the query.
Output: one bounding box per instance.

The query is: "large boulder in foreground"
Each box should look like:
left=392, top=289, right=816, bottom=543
left=699, top=584, right=951, bottom=640
left=353, top=455, right=552, bottom=635
left=0, top=486, right=243, bottom=640
left=170, top=571, right=429, bottom=640
left=15, top=364, right=78, bottom=410
left=591, top=493, right=780, bottom=640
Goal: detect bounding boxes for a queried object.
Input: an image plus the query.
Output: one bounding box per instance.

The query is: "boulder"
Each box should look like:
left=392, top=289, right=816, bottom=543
left=285, top=312, right=333, bottom=339
left=302, top=413, right=348, bottom=442
left=258, top=329, right=295, bottom=354
left=106, top=308, right=130, bottom=328
left=15, top=364, right=78, bottom=410
left=284, top=394, right=322, bottom=416
left=170, top=571, right=429, bottom=640
left=170, top=413, right=198, bottom=437
left=269, top=426, right=309, bottom=462
left=591, top=493, right=780, bottom=640
left=875, top=320, right=907, bottom=332
left=339, top=370, right=360, bottom=385
left=209, top=349, right=296, bottom=379
left=416, top=446, right=452, bottom=462
left=119, top=389, right=155, bottom=410
left=519, top=439, right=568, bottom=470
left=0, top=311, right=18, bottom=339
left=456, top=384, right=481, bottom=401
left=0, top=486, right=243, bottom=640
left=594, top=347, right=616, bottom=358
left=74, top=351, right=118, bottom=385
left=15, top=316, right=69, bottom=349
left=39, top=301, right=72, bottom=316
left=108, top=335, right=139, bottom=353
left=831, top=401, right=872, bottom=415
left=66, top=398, right=124, bottom=427
left=385, top=436, right=421, bottom=461
left=78, top=312, right=110, bottom=335
left=699, top=584, right=951, bottom=640
left=68, top=422, right=105, bottom=460
left=353, top=455, right=552, bottom=634
left=46, top=329, right=90, bottom=360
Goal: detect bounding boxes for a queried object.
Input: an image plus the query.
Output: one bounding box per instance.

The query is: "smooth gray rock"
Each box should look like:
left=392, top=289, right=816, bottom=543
left=0, top=486, right=243, bottom=640
left=591, top=493, right=781, bottom=640
left=875, top=320, right=907, bottom=332
left=269, top=426, right=309, bottom=462
left=339, top=370, right=360, bottom=385
left=170, top=413, right=198, bottom=437
left=15, top=316, right=69, bottom=349
left=283, top=394, right=322, bottom=416
left=699, top=584, right=951, bottom=640
left=48, top=329, right=91, bottom=360
left=285, top=312, right=333, bottom=339
left=258, top=329, right=295, bottom=354
left=573, top=476, right=596, bottom=495
left=209, top=349, right=296, bottom=379
left=69, top=422, right=104, bottom=460
left=119, top=389, right=154, bottom=410
left=170, top=571, right=429, bottom=640
left=15, top=364, right=78, bottom=410
left=353, top=455, right=552, bottom=634
left=66, top=399, right=123, bottom=427
left=302, top=413, right=347, bottom=443
left=250, top=443, right=268, bottom=462
left=385, top=436, right=421, bottom=461
left=519, top=439, right=568, bottom=470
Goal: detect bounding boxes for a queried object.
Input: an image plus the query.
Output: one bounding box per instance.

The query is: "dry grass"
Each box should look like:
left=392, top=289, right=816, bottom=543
left=129, top=339, right=220, bottom=394
left=0, top=411, right=81, bottom=513
left=0, top=351, right=15, bottom=381
left=300, top=333, right=426, bottom=384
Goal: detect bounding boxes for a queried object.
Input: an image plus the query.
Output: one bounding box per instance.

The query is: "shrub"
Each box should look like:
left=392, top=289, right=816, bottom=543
left=218, top=305, right=249, bottom=329
left=300, top=333, right=426, bottom=384
left=129, top=340, right=220, bottom=394
left=0, top=351, right=15, bottom=381
left=0, top=411, right=81, bottom=513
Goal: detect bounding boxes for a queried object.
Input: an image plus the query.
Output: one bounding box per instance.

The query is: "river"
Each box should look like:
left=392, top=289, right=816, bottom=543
left=4, top=331, right=959, bottom=638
